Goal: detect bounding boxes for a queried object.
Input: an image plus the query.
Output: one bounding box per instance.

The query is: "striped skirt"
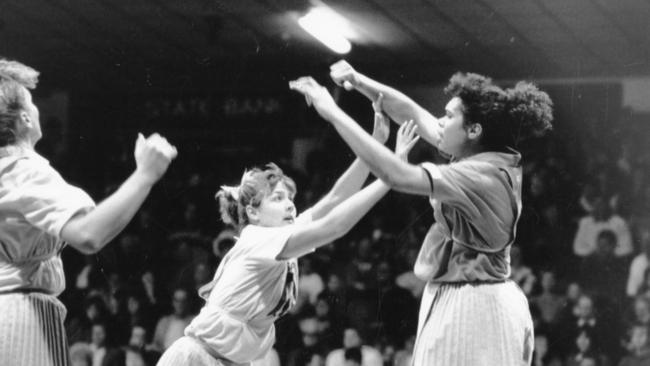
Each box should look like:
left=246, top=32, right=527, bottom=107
left=413, top=281, right=533, bottom=366
left=0, top=292, right=70, bottom=366
left=157, top=336, right=250, bottom=366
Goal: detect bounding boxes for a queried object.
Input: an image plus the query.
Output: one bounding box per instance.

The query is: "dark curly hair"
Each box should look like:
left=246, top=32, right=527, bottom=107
left=0, top=58, right=39, bottom=147
left=215, top=163, right=296, bottom=231
left=444, top=72, right=553, bottom=151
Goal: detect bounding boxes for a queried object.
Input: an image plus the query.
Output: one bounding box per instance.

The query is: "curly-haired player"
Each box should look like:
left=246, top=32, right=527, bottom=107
left=291, top=63, right=553, bottom=366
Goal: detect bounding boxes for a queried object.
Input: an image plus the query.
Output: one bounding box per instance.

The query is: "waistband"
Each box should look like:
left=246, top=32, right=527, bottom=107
left=0, top=288, right=51, bottom=296
left=186, top=336, right=248, bottom=366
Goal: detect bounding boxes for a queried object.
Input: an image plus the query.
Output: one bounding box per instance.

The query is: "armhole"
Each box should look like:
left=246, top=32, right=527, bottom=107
left=421, top=166, right=434, bottom=195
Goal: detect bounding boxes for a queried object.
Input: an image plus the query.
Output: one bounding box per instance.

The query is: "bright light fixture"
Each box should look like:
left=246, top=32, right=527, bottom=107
left=298, top=7, right=352, bottom=54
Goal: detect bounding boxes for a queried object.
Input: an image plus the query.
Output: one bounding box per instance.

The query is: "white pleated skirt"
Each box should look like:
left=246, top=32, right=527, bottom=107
left=157, top=336, right=250, bottom=366
left=413, top=281, right=533, bottom=366
left=0, top=292, right=70, bottom=366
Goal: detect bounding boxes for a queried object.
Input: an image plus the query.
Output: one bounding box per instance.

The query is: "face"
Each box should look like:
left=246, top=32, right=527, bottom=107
left=576, top=332, right=591, bottom=352
left=91, top=324, right=107, bottom=346
left=249, top=181, right=296, bottom=227
left=172, top=289, right=189, bottom=316
left=437, top=97, right=470, bottom=158
left=129, top=326, right=147, bottom=348
left=20, top=88, right=42, bottom=144
left=343, top=328, right=361, bottom=348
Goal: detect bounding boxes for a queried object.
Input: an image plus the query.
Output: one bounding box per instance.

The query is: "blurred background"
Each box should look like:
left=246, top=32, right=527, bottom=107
left=3, top=1, right=650, bottom=365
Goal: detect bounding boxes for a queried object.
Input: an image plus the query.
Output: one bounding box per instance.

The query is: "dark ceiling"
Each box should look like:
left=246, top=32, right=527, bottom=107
left=1, top=0, right=649, bottom=91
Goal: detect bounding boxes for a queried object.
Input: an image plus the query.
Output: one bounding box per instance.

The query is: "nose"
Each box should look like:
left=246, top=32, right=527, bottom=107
left=286, top=202, right=296, bottom=213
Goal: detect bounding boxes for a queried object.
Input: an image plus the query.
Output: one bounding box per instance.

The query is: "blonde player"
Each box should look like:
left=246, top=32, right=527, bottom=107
left=290, top=65, right=553, bottom=366
left=0, top=58, right=177, bottom=365
left=156, top=104, right=420, bottom=366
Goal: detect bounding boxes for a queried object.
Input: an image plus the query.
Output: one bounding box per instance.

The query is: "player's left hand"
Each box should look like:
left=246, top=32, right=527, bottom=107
left=289, top=77, right=340, bottom=120
left=371, top=93, right=390, bottom=144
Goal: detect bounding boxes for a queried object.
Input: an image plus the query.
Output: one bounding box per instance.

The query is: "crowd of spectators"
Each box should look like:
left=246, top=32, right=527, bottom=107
left=49, top=102, right=649, bottom=366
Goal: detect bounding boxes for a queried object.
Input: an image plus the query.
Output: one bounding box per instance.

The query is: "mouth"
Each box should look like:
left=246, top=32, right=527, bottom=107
left=283, top=217, right=295, bottom=224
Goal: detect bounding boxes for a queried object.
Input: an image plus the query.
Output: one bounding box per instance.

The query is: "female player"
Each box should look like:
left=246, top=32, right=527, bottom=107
left=290, top=65, right=553, bottom=365
left=156, top=100, right=420, bottom=366
left=0, top=58, right=177, bottom=366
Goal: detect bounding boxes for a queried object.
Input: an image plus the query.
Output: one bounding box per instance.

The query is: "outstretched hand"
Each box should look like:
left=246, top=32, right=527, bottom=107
left=395, top=120, right=420, bottom=161
left=330, top=60, right=359, bottom=90
left=134, top=133, right=178, bottom=185
left=289, top=77, right=340, bottom=121
left=371, top=93, right=389, bottom=144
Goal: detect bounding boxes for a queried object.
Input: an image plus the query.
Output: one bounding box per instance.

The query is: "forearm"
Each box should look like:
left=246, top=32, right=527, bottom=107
left=325, top=108, right=426, bottom=194
left=354, top=74, right=441, bottom=146
left=280, top=180, right=390, bottom=259
left=62, top=171, right=154, bottom=253
left=310, top=158, right=370, bottom=220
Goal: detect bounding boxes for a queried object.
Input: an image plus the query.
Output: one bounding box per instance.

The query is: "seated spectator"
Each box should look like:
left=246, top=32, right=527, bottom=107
left=287, top=311, right=327, bottom=366
left=66, top=295, right=112, bottom=345
left=579, top=230, right=628, bottom=300
left=320, top=273, right=349, bottom=321
left=510, top=246, right=537, bottom=296
left=530, top=270, right=566, bottom=327
left=573, top=196, right=632, bottom=258
left=393, top=335, right=415, bottom=366
left=325, top=327, right=382, bottom=366
left=89, top=322, right=123, bottom=366
left=626, top=227, right=650, bottom=297
left=314, top=293, right=347, bottom=351
left=565, top=329, right=611, bottom=366
left=618, top=325, right=650, bottom=366
left=152, top=288, right=196, bottom=351
left=127, top=324, right=161, bottom=366
left=299, top=256, right=325, bottom=306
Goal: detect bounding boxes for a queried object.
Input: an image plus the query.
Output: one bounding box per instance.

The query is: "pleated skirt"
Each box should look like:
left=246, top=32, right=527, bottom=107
left=0, top=292, right=70, bottom=366
left=157, top=336, right=250, bottom=366
left=412, top=281, right=534, bottom=366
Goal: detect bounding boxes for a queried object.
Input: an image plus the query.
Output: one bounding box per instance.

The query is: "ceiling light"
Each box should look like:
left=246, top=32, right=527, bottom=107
left=298, top=7, right=352, bottom=54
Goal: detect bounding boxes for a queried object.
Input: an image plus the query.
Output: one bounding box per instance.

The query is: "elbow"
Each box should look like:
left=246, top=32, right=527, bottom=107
left=69, top=233, right=104, bottom=254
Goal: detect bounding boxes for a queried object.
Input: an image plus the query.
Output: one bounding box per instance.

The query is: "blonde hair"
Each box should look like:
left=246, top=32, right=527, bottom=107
left=0, top=58, right=39, bottom=147
left=216, top=163, right=296, bottom=230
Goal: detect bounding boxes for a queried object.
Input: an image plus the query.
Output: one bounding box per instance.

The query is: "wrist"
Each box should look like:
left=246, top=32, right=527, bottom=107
left=132, top=169, right=158, bottom=188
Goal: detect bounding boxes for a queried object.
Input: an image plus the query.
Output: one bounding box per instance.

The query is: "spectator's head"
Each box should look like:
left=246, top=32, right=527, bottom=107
left=574, top=294, right=595, bottom=320
left=69, top=342, right=92, bottom=366
left=376, top=260, right=394, bottom=287
left=84, top=295, right=108, bottom=322
left=307, top=353, right=325, bottom=366
left=575, top=329, right=594, bottom=354
left=540, top=270, right=557, bottom=293
left=633, top=296, right=650, bottom=323
left=343, top=327, right=363, bottom=349
left=579, top=356, right=598, bottom=366
left=90, top=322, right=108, bottom=347
left=344, top=347, right=362, bottom=366
left=298, top=310, right=320, bottom=347
left=327, top=273, right=345, bottom=293
left=193, top=261, right=212, bottom=287
left=628, top=324, right=650, bottom=354
left=171, top=288, right=191, bottom=317
left=595, top=230, right=617, bottom=256
left=128, top=325, right=149, bottom=349
left=299, top=256, right=315, bottom=275
left=314, top=294, right=331, bottom=318
left=566, top=282, right=583, bottom=303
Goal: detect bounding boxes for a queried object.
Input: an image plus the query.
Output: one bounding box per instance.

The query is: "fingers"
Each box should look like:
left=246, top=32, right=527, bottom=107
left=405, top=136, right=421, bottom=151
left=140, top=133, right=178, bottom=160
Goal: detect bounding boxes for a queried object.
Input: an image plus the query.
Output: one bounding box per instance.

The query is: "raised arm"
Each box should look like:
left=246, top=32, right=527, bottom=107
left=290, top=77, right=432, bottom=197
left=309, top=95, right=390, bottom=220
left=61, top=133, right=177, bottom=254
left=330, top=60, right=441, bottom=147
left=278, top=119, right=420, bottom=259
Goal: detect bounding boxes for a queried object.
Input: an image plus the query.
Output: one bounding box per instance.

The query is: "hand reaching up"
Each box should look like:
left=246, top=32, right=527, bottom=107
left=395, top=120, right=420, bottom=162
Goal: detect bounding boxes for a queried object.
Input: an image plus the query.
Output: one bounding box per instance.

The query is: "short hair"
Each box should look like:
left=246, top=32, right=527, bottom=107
left=0, top=58, right=39, bottom=147
left=344, top=347, right=362, bottom=364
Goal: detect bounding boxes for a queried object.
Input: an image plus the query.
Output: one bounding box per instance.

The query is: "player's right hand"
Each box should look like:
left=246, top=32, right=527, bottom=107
left=330, top=60, right=359, bottom=90
left=134, top=132, right=178, bottom=185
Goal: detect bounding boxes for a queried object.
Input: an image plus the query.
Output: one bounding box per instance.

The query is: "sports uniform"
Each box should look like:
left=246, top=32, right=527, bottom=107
left=157, top=210, right=312, bottom=366
left=0, top=146, right=96, bottom=366
left=412, top=151, right=534, bottom=366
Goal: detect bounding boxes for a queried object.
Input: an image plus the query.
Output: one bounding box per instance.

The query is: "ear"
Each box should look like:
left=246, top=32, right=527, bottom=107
left=245, top=205, right=259, bottom=224
left=466, top=123, right=482, bottom=140
left=19, top=110, right=32, bottom=127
